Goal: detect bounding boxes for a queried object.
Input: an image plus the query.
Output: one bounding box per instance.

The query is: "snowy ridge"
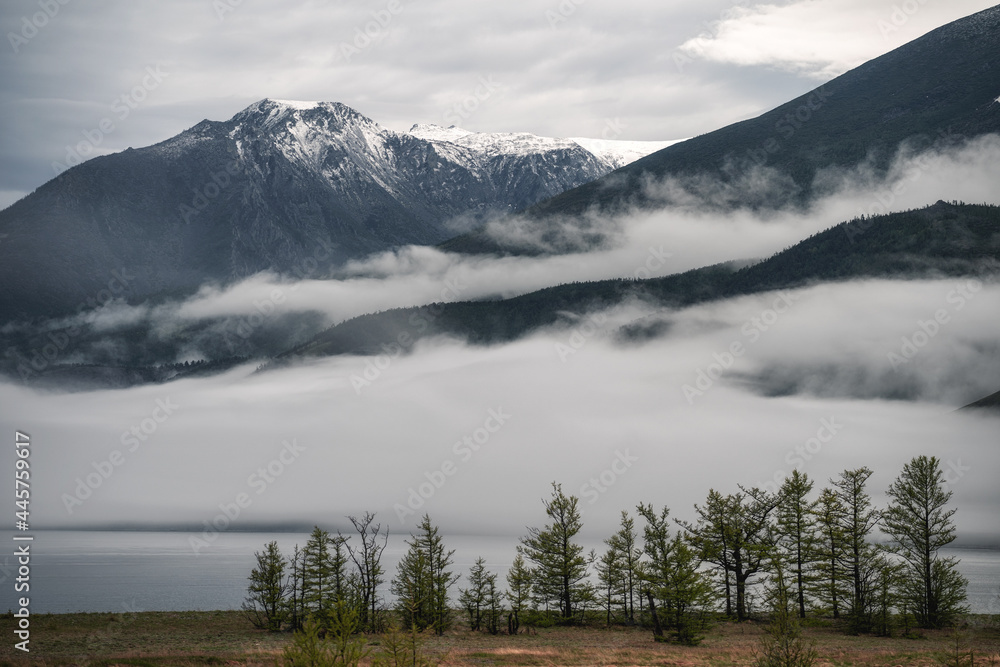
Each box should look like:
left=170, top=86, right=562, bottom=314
left=408, top=122, right=679, bottom=170
left=569, top=137, right=683, bottom=170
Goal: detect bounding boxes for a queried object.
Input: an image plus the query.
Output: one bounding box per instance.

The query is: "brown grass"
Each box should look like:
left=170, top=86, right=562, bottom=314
left=0, top=611, right=997, bottom=667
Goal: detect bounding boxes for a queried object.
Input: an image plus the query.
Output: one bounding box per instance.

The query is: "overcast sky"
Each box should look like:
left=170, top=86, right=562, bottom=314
left=1, top=0, right=996, bottom=209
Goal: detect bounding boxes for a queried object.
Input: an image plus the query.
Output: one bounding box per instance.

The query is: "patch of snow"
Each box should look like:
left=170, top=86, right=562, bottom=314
left=409, top=124, right=474, bottom=143
left=271, top=99, right=323, bottom=111
left=409, top=125, right=582, bottom=157
left=569, top=137, right=685, bottom=169
left=407, top=122, right=683, bottom=169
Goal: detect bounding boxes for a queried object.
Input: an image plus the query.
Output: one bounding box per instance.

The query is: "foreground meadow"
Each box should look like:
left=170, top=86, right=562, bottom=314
left=1, top=611, right=998, bottom=666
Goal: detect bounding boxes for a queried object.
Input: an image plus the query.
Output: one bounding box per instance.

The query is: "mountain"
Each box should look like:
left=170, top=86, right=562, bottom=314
left=6, top=201, right=996, bottom=390
left=0, top=99, right=669, bottom=322
left=959, top=388, right=1000, bottom=411
left=444, top=5, right=1000, bottom=254
left=281, top=202, right=1000, bottom=359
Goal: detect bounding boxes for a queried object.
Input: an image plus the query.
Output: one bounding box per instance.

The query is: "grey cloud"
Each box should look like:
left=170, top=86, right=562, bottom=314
left=6, top=0, right=959, bottom=204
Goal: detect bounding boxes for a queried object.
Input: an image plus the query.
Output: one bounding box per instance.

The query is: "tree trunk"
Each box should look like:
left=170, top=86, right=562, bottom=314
left=736, top=573, right=748, bottom=621
left=646, top=591, right=664, bottom=640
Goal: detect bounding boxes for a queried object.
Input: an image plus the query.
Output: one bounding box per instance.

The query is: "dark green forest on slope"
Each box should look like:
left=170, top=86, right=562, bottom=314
left=280, top=202, right=1000, bottom=360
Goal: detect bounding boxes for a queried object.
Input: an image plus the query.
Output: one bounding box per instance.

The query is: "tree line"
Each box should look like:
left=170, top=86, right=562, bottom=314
left=244, top=455, right=968, bottom=647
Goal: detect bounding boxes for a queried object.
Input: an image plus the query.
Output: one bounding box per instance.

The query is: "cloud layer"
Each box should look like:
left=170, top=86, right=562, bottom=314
left=2, top=276, right=998, bottom=545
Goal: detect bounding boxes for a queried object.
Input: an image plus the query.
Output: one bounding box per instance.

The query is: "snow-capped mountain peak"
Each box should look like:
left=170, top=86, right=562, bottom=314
left=270, top=99, right=324, bottom=111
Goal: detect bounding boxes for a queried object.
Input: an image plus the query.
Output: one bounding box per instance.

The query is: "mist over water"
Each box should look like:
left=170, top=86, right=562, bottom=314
left=2, top=277, right=998, bottom=541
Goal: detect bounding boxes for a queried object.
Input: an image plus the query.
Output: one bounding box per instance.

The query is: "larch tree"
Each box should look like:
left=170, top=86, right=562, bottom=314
left=606, top=510, right=642, bottom=624
left=883, top=455, right=968, bottom=628
left=637, top=503, right=712, bottom=644
left=832, top=467, right=881, bottom=633
left=505, top=553, right=533, bottom=635
left=676, top=490, right=736, bottom=616
left=518, top=482, right=593, bottom=620
left=776, top=471, right=820, bottom=619
left=680, top=487, right=780, bottom=622
left=596, top=544, right=625, bottom=626
left=242, top=540, right=288, bottom=631
left=347, top=512, right=388, bottom=632
left=301, top=526, right=351, bottom=624
left=391, top=514, right=458, bottom=635
left=810, top=487, right=848, bottom=619
left=459, top=557, right=500, bottom=632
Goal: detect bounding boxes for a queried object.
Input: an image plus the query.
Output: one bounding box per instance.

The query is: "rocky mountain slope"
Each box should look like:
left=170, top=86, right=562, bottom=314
left=0, top=99, right=668, bottom=321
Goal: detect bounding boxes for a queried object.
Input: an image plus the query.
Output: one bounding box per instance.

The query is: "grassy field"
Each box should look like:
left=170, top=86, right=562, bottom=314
left=1, top=611, right=998, bottom=666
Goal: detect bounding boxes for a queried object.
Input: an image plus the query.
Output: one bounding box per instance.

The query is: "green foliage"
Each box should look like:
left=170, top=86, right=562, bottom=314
left=934, top=631, right=977, bottom=667
left=883, top=456, right=969, bottom=628
left=679, top=487, right=780, bottom=622
left=302, top=527, right=351, bottom=621
left=636, top=504, right=713, bottom=644
left=288, top=544, right=306, bottom=631
left=242, top=540, right=288, bottom=631
left=809, top=488, right=849, bottom=619
left=371, top=621, right=436, bottom=667
left=281, top=617, right=337, bottom=667
left=596, top=544, right=625, bottom=626
left=606, top=511, right=643, bottom=624
left=518, top=482, right=594, bottom=621
left=505, top=553, right=533, bottom=634
left=775, top=472, right=820, bottom=620
left=458, top=557, right=503, bottom=634
left=753, top=574, right=819, bottom=667
left=391, top=515, right=458, bottom=635
left=322, top=601, right=370, bottom=667
left=831, top=467, right=881, bottom=633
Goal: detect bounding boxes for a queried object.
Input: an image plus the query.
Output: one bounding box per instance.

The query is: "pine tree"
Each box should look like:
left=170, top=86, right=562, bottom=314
left=302, top=527, right=351, bottom=622
left=281, top=616, right=335, bottom=667
left=832, top=468, right=881, bottom=633
left=595, top=545, right=625, bottom=626
left=372, top=616, right=435, bottom=667
left=753, top=553, right=819, bottom=667
left=484, top=569, right=503, bottom=635
left=680, top=487, right=780, bottom=621
left=505, top=553, right=533, bottom=635
left=518, top=482, right=593, bottom=621
left=776, top=471, right=819, bottom=619
left=242, top=540, right=288, bottom=631
left=883, top=455, right=968, bottom=628
left=391, top=514, right=458, bottom=635
left=676, top=490, right=735, bottom=616
left=606, top=511, right=642, bottom=624
left=810, top=488, right=848, bottom=619
left=637, top=504, right=712, bottom=644
left=459, top=557, right=496, bottom=632
left=287, top=544, right=307, bottom=631
left=663, top=532, right=714, bottom=645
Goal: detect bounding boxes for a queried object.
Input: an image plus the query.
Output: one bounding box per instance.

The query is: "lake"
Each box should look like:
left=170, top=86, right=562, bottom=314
left=4, top=530, right=998, bottom=615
